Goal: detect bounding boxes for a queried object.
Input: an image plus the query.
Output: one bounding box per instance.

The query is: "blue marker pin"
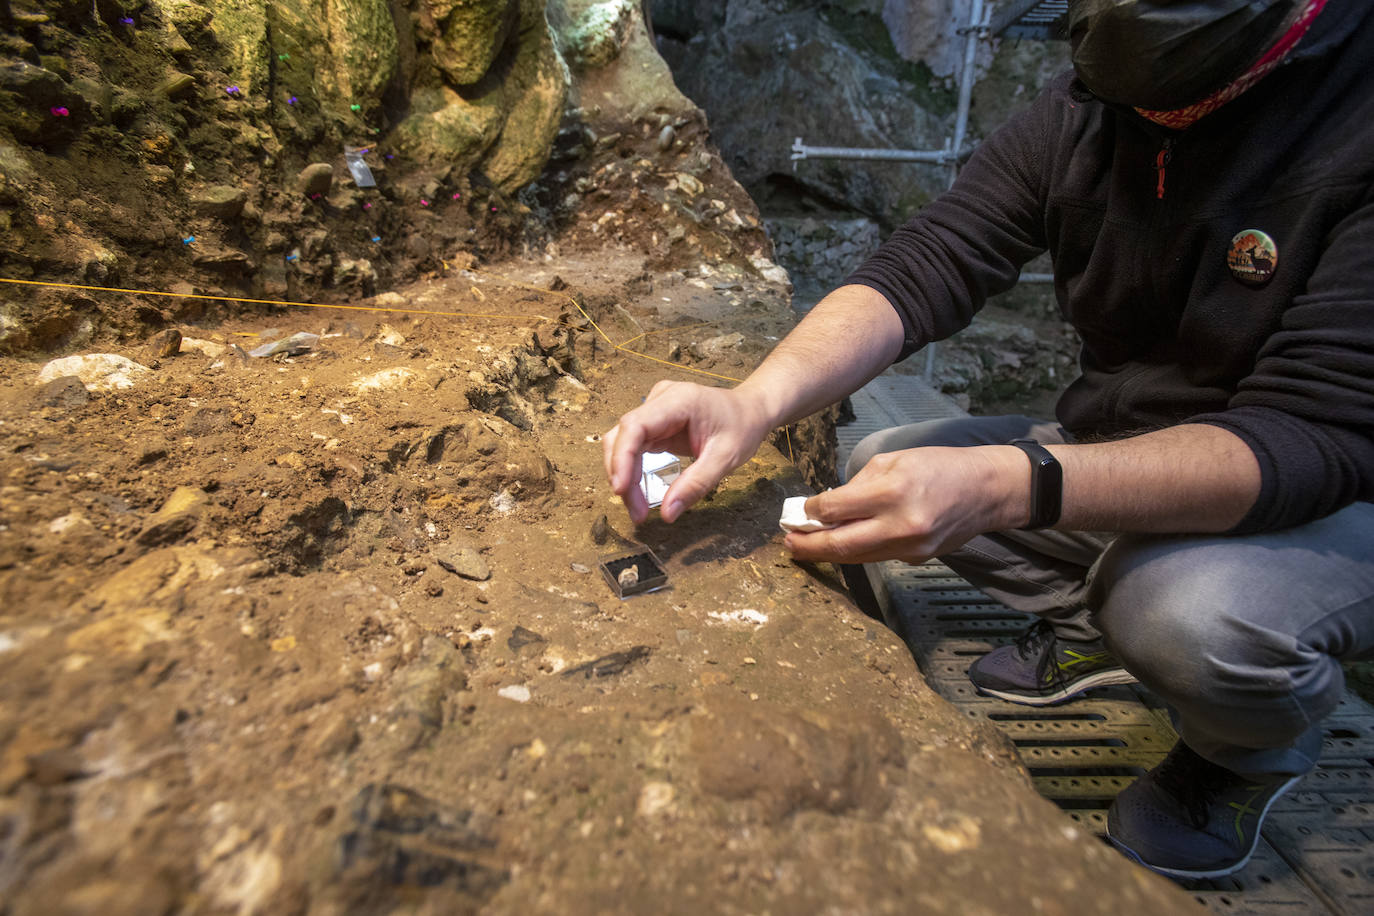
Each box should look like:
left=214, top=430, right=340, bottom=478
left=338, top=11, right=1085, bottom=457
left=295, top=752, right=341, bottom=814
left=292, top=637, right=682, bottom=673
left=182, top=236, right=195, bottom=245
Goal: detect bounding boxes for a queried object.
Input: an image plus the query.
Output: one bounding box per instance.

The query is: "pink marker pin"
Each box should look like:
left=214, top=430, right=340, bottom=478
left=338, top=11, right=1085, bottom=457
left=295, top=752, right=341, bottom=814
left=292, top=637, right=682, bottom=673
left=50, top=107, right=69, bottom=117
left=452, top=192, right=461, bottom=200
left=363, top=202, right=372, bottom=210
left=419, top=199, right=430, bottom=207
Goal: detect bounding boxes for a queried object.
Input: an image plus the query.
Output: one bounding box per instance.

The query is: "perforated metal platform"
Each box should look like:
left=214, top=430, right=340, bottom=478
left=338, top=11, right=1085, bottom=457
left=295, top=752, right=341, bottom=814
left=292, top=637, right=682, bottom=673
left=837, top=373, right=1374, bottom=914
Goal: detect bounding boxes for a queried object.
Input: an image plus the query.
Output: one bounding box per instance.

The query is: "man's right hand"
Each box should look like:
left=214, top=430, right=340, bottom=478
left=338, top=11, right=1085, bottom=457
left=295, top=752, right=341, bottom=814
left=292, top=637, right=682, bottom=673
left=603, top=380, right=774, bottom=524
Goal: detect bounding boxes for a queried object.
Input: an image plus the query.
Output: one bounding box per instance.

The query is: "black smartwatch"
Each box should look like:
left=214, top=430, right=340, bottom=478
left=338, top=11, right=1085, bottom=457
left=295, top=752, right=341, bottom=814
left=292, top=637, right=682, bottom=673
left=1008, top=439, right=1062, bottom=530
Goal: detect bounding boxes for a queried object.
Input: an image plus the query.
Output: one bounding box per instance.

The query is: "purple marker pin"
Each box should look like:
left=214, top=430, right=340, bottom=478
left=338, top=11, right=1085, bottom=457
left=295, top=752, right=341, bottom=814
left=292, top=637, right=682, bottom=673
left=385, top=154, right=394, bottom=161
left=226, top=85, right=242, bottom=98
left=121, top=17, right=134, bottom=26
left=288, top=95, right=298, bottom=105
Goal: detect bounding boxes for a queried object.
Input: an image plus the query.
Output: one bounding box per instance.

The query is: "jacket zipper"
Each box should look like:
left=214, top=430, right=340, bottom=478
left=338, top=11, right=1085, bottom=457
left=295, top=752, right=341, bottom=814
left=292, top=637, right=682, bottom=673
left=1154, top=137, right=1174, bottom=200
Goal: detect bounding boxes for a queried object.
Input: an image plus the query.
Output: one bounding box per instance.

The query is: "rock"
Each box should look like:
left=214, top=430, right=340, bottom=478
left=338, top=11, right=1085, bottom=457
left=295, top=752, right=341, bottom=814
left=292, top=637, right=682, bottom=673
left=562, top=645, right=651, bottom=680
left=693, top=332, right=745, bottom=361
left=656, top=124, right=675, bottom=152
left=434, top=543, right=490, bottom=581
left=298, top=163, right=333, bottom=196
left=179, top=337, right=226, bottom=358
left=158, top=72, right=195, bottom=98
left=143, top=328, right=183, bottom=360
left=674, top=172, right=704, bottom=198
left=374, top=324, right=405, bottom=346
left=428, top=0, right=519, bottom=86
left=34, top=374, right=89, bottom=408
left=137, top=486, right=208, bottom=546
left=191, top=186, right=248, bottom=220
left=350, top=367, right=422, bottom=393
left=496, top=684, right=531, bottom=703
left=35, top=354, right=150, bottom=392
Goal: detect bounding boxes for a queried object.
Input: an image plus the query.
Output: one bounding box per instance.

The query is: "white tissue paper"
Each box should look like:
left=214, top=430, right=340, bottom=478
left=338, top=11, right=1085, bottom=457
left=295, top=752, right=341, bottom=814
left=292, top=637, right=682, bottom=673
left=779, top=496, right=834, bottom=533
left=640, top=452, right=682, bottom=509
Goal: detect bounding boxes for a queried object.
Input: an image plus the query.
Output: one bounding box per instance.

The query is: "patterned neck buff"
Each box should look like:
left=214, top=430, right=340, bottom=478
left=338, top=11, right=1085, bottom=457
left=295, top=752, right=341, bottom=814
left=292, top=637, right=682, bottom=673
left=1135, top=0, right=1328, bottom=129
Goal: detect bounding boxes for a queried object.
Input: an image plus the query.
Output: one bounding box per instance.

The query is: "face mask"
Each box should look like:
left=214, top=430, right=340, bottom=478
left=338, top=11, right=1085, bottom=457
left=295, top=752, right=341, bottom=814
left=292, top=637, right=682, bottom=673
left=1068, top=1, right=1297, bottom=110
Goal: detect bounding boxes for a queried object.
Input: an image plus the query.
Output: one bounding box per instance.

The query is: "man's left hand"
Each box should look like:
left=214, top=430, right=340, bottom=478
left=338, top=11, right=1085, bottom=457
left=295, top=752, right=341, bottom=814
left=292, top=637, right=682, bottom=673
left=784, top=445, right=1029, bottom=564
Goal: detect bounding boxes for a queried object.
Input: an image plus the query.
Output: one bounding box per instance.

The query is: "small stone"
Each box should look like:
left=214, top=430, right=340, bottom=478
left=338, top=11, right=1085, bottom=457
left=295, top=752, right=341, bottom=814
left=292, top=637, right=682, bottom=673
left=570, top=562, right=590, bottom=574
left=374, top=323, right=405, bottom=346
left=191, top=186, right=248, bottom=220
left=656, top=125, right=675, bottom=153
left=144, top=328, right=182, bottom=360
left=497, top=684, right=531, bottom=703
left=636, top=781, right=674, bottom=817
left=617, top=565, right=639, bottom=588
left=36, top=354, right=150, bottom=392
left=35, top=375, right=88, bottom=408
left=137, top=486, right=208, bottom=546
left=158, top=73, right=195, bottom=98
left=434, top=543, right=491, bottom=581
left=298, top=162, right=333, bottom=196
left=590, top=514, right=611, bottom=545
left=179, top=337, right=226, bottom=358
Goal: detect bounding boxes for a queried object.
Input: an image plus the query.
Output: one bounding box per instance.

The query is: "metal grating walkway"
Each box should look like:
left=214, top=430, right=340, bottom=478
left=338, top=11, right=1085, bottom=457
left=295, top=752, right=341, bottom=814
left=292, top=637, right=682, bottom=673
left=837, top=373, right=1374, bottom=914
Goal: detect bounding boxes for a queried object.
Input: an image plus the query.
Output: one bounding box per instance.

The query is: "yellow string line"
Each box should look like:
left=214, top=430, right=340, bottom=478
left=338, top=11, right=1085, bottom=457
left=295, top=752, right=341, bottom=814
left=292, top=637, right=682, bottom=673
left=0, top=276, right=542, bottom=322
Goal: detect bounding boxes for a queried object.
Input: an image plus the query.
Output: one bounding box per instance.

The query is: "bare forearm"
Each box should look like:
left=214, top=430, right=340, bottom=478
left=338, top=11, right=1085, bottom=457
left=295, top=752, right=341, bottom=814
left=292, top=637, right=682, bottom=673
left=999, top=424, right=1262, bottom=533
left=736, top=284, right=906, bottom=427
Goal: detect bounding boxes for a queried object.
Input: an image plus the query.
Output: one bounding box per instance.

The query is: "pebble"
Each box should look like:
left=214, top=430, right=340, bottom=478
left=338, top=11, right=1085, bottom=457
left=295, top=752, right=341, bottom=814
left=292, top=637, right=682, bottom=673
left=36, top=353, right=150, bottom=392
left=144, top=328, right=183, bottom=360
left=298, top=162, right=333, bottom=196
left=34, top=375, right=88, bottom=408
left=656, top=125, right=675, bottom=152
left=497, top=684, right=531, bottom=703
left=434, top=543, right=491, bottom=581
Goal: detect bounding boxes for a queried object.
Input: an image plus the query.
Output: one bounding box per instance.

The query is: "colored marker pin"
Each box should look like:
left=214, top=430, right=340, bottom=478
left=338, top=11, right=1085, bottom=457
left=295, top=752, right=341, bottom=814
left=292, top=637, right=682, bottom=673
left=350, top=104, right=361, bottom=112
left=419, top=199, right=429, bottom=207
left=50, top=107, right=69, bottom=117
left=278, top=53, right=290, bottom=62
left=385, top=154, right=394, bottom=160
left=287, top=96, right=298, bottom=105
left=452, top=192, right=461, bottom=200
left=310, top=193, right=321, bottom=201
left=120, top=17, right=134, bottom=26
left=370, top=236, right=381, bottom=243
left=182, top=236, right=195, bottom=245
left=363, top=202, right=373, bottom=209
left=226, top=86, right=242, bottom=97
left=286, top=254, right=298, bottom=262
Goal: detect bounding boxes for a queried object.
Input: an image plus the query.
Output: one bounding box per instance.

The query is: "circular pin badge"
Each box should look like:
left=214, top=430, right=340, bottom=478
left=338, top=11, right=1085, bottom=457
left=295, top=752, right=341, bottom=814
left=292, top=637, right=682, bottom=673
left=1227, top=229, right=1279, bottom=286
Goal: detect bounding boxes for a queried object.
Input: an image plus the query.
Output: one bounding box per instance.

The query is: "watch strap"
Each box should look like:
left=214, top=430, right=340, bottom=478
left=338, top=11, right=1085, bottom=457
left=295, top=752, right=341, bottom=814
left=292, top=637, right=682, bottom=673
left=1009, top=438, right=1062, bottom=530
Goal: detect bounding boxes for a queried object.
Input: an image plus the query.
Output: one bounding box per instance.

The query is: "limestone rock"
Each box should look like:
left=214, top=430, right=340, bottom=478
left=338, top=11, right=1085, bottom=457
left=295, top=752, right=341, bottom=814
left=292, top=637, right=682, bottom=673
left=137, top=486, right=209, bottom=546
left=191, top=186, right=248, bottom=220
left=35, top=354, right=151, bottom=392
left=434, top=543, right=491, bottom=581
left=427, top=0, right=519, bottom=86
left=297, top=163, right=333, bottom=196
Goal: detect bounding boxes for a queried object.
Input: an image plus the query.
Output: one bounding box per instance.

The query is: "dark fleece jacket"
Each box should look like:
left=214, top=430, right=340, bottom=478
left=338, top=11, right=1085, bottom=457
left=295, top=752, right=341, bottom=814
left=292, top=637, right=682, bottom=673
left=846, top=0, right=1374, bottom=535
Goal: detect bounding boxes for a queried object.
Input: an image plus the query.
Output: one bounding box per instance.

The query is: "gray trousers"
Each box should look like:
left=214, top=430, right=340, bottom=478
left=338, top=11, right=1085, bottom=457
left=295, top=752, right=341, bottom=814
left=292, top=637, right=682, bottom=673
left=846, top=415, right=1374, bottom=778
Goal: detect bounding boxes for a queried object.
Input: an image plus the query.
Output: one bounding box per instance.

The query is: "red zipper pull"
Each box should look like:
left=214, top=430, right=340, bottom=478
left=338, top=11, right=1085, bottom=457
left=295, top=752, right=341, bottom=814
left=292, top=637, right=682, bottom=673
left=1154, top=139, right=1174, bottom=200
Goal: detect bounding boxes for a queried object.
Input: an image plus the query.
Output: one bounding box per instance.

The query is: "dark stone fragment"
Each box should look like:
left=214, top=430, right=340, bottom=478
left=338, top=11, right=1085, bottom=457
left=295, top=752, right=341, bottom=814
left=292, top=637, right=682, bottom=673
left=506, top=626, right=545, bottom=651
left=35, top=375, right=88, bottom=408
left=561, top=645, right=652, bottom=680
left=349, top=783, right=493, bottom=851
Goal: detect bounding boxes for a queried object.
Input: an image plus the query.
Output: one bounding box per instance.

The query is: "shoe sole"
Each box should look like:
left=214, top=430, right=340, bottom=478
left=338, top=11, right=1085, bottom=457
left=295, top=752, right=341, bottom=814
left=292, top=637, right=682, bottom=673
left=1106, top=774, right=1303, bottom=880
left=973, top=668, right=1139, bottom=706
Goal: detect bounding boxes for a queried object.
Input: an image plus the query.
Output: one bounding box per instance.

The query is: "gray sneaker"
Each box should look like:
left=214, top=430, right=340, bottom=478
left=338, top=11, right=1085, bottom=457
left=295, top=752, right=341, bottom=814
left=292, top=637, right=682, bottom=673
left=1107, top=741, right=1302, bottom=879
left=968, top=619, right=1137, bottom=705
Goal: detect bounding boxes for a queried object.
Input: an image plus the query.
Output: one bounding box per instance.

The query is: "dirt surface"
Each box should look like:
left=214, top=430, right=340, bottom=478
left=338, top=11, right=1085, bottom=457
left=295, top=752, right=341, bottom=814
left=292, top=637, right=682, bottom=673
left=0, top=249, right=1193, bottom=913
